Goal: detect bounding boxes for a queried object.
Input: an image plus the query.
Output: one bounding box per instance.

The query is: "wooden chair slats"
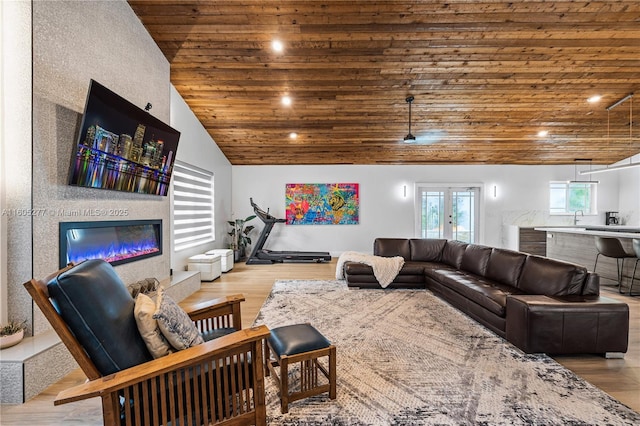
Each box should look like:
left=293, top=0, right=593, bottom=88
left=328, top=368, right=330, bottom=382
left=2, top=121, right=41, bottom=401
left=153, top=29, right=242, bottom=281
left=54, top=328, right=269, bottom=425
left=187, top=294, right=244, bottom=335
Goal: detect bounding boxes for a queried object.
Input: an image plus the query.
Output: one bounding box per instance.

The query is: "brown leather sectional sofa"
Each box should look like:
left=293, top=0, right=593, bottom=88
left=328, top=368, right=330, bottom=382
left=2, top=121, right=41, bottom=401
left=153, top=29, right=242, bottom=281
left=343, top=238, right=629, bottom=355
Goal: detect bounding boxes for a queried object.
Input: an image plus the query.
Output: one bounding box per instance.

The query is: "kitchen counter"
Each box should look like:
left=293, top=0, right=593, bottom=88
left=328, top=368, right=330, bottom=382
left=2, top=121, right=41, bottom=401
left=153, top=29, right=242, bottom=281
left=533, top=225, right=640, bottom=239
left=532, top=226, right=639, bottom=292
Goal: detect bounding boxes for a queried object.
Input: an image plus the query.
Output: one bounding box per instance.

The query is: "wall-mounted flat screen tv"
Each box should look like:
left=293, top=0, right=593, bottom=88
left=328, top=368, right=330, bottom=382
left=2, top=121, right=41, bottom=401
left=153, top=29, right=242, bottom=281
left=68, top=80, right=180, bottom=196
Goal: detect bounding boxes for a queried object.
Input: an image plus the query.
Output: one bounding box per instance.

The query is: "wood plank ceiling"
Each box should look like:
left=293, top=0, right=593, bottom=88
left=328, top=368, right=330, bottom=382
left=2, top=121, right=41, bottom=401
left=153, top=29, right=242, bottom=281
left=129, top=1, right=640, bottom=166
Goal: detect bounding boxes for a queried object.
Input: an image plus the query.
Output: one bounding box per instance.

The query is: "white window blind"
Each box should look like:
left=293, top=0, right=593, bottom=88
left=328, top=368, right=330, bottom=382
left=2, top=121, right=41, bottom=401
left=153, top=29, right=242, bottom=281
left=173, top=161, right=214, bottom=251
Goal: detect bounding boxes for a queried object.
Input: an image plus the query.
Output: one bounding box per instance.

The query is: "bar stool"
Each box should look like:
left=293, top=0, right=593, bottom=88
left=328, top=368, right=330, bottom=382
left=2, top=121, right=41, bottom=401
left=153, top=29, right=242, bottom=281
left=630, top=239, right=640, bottom=296
left=594, top=236, right=636, bottom=293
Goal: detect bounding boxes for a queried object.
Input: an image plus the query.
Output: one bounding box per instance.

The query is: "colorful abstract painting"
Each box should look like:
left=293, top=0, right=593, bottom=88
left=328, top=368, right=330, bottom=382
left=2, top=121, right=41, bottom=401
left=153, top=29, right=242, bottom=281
left=285, top=183, right=359, bottom=225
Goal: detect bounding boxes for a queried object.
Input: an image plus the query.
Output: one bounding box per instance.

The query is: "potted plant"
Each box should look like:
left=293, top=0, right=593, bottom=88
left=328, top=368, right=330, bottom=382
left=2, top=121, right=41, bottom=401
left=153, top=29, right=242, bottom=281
left=0, top=319, right=27, bottom=349
left=228, top=215, right=256, bottom=261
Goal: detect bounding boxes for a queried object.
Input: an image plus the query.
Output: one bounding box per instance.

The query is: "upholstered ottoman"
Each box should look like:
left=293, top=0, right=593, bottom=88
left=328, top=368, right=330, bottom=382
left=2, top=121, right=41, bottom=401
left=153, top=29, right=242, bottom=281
left=265, top=323, right=336, bottom=413
left=187, top=254, right=221, bottom=281
left=205, top=249, right=234, bottom=272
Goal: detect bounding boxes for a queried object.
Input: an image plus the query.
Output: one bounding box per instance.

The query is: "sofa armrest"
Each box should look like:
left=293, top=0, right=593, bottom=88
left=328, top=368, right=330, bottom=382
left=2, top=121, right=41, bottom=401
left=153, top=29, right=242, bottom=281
left=506, top=295, right=629, bottom=355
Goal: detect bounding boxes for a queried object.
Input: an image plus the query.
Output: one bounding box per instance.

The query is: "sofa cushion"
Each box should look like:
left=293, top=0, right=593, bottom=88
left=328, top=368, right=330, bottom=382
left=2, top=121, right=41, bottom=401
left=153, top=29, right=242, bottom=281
left=47, top=259, right=152, bottom=376
left=423, top=262, right=457, bottom=279
left=397, top=261, right=426, bottom=275
left=460, top=244, right=492, bottom=276
left=485, top=248, right=528, bottom=287
left=343, top=262, right=374, bottom=275
left=409, top=238, right=446, bottom=262
left=374, top=238, right=411, bottom=260
left=517, top=255, right=587, bottom=296
left=268, top=323, right=331, bottom=357
left=344, top=260, right=426, bottom=288
left=440, top=240, right=468, bottom=268
left=429, top=269, right=523, bottom=317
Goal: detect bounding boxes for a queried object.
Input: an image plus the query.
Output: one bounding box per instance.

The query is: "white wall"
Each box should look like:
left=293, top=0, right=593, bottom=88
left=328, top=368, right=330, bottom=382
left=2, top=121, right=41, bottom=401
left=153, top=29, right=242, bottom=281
left=617, top=154, right=640, bottom=225
left=1, top=0, right=32, bottom=326
left=170, top=86, right=233, bottom=270
left=232, top=164, right=627, bottom=255
left=18, top=0, right=172, bottom=335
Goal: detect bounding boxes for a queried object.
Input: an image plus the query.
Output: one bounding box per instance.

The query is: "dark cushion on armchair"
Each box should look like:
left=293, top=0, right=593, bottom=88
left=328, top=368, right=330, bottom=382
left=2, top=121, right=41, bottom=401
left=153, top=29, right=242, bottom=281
left=267, top=323, right=331, bottom=357
left=47, top=259, right=153, bottom=375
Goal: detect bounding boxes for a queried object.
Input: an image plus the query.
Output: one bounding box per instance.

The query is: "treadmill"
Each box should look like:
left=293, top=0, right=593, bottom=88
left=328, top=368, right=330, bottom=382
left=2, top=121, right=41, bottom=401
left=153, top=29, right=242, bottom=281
left=246, top=198, right=332, bottom=264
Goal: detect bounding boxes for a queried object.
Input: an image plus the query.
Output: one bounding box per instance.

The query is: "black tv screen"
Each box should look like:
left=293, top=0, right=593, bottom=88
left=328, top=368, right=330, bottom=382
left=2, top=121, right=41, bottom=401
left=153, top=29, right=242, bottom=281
left=69, top=80, right=180, bottom=196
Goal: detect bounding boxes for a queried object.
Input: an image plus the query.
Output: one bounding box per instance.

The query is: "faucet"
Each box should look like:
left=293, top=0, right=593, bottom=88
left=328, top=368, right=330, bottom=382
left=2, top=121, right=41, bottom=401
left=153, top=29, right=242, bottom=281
left=573, top=210, right=584, bottom=225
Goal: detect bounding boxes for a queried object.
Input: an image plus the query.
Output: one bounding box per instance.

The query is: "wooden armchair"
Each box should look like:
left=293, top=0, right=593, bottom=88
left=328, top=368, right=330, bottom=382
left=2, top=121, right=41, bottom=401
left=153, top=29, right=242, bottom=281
left=24, top=259, right=268, bottom=426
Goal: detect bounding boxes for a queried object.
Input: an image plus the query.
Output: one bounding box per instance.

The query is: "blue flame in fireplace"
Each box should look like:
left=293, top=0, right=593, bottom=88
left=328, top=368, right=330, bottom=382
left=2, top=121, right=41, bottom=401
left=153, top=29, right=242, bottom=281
left=62, top=222, right=161, bottom=267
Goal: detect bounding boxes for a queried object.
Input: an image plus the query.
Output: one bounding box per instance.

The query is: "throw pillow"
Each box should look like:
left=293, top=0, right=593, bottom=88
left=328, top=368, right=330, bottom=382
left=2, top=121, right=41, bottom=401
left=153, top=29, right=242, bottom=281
left=153, top=288, right=204, bottom=350
left=128, top=278, right=160, bottom=298
left=133, top=293, right=173, bottom=358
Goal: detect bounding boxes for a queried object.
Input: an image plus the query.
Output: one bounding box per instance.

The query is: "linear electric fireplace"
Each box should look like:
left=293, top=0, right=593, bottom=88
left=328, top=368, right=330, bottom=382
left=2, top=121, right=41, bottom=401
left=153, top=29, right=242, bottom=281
left=59, top=219, right=162, bottom=268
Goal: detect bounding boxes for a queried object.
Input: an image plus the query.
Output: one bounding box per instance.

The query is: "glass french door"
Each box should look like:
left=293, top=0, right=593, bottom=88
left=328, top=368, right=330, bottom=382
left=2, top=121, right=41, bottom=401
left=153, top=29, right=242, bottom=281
left=416, top=186, right=480, bottom=243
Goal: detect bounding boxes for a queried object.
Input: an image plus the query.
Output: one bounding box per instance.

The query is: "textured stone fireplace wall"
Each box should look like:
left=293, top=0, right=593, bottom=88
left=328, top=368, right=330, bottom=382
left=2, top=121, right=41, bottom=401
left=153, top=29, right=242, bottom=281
left=16, top=1, right=172, bottom=335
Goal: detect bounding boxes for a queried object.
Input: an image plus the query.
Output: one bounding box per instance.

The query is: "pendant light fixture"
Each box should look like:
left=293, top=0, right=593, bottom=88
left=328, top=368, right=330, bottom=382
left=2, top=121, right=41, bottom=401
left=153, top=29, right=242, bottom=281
left=581, top=93, right=639, bottom=175
left=568, top=159, right=599, bottom=184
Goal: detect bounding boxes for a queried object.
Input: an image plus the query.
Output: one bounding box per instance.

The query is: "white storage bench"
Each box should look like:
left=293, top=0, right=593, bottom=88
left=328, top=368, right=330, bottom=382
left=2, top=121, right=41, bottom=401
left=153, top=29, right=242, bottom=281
left=205, top=249, right=234, bottom=272
left=187, top=253, right=221, bottom=281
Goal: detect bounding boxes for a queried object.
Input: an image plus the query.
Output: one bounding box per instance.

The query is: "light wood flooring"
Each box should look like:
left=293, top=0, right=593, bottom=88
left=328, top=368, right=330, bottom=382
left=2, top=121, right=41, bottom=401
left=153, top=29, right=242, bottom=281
left=1, top=260, right=638, bottom=424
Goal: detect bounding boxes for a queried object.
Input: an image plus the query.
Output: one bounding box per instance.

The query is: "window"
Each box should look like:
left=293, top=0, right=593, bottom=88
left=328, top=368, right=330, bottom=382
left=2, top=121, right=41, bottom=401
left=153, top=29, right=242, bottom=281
left=172, top=161, right=215, bottom=251
left=549, top=181, right=597, bottom=215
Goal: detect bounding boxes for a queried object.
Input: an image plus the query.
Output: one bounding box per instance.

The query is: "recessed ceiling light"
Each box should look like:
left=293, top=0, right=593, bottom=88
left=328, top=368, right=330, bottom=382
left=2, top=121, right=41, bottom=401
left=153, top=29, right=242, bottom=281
left=289, top=132, right=298, bottom=139
left=587, top=95, right=602, bottom=103
left=537, top=130, right=549, bottom=137
left=281, top=96, right=292, bottom=106
left=272, top=40, right=284, bottom=53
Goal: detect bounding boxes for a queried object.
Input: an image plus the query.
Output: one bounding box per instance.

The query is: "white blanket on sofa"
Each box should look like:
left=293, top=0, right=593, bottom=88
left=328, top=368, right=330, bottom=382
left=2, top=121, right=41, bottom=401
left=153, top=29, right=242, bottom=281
left=336, top=251, right=405, bottom=288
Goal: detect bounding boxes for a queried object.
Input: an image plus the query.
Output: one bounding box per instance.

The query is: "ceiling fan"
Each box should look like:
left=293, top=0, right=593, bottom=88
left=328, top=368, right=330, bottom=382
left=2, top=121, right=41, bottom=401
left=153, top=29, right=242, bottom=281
left=403, top=95, right=446, bottom=145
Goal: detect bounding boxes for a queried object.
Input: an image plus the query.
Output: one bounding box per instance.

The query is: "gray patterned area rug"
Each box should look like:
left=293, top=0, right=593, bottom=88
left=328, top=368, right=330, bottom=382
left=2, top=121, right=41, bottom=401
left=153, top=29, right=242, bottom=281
left=253, top=280, right=640, bottom=425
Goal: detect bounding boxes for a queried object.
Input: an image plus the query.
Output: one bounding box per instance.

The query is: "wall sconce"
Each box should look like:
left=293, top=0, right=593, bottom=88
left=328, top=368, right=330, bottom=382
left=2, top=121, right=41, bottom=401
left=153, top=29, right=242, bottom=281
left=492, top=185, right=497, bottom=199
left=403, top=185, right=407, bottom=198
